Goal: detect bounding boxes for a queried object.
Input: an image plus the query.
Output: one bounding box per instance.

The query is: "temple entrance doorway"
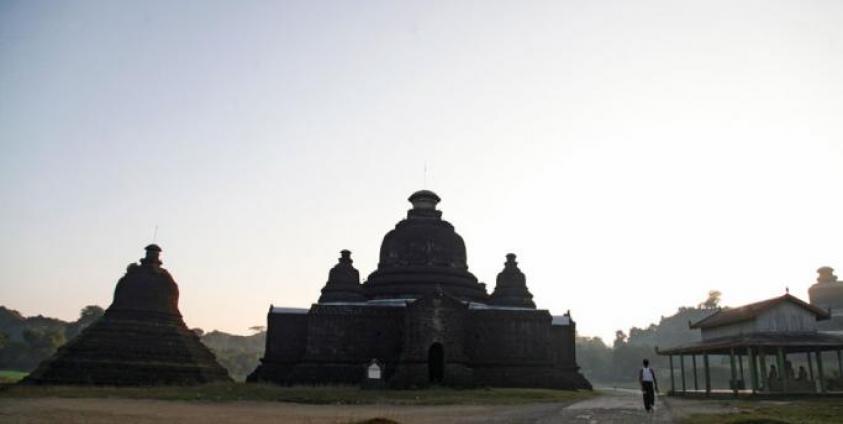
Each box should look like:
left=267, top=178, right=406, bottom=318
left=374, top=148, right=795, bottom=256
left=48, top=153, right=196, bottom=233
left=428, top=343, right=444, bottom=383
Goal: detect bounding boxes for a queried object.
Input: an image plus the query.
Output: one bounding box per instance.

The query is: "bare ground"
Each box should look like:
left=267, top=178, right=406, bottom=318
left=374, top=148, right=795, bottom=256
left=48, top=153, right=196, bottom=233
left=0, top=389, right=736, bottom=424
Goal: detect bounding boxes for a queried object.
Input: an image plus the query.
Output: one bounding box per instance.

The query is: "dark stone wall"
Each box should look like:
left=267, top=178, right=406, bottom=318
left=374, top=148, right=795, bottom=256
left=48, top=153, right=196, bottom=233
left=551, top=322, right=576, bottom=368
left=265, top=313, right=308, bottom=362
left=468, top=309, right=553, bottom=366
left=390, top=294, right=472, bottom=387
left=303, top=305, right=404, bottom=362
left=251, top=305, right=404, bottom=384
left=252, top=296, right=591, bottom=390
left=248, top=312, right=307, bottom=383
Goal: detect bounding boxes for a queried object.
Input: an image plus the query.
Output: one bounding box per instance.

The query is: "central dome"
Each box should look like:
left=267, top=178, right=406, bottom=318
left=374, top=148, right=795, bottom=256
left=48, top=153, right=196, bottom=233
left=363, top=190, right=489, bottom=302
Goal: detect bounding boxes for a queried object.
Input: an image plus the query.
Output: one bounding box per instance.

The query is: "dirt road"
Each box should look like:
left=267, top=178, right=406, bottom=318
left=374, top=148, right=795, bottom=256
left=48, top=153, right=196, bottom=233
left=0, top=389, right=730, bottom=423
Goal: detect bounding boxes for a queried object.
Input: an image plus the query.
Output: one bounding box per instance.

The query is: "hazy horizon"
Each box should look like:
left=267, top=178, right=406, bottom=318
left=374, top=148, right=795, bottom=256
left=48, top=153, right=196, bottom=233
left=2, top=0, right=843, bottom=342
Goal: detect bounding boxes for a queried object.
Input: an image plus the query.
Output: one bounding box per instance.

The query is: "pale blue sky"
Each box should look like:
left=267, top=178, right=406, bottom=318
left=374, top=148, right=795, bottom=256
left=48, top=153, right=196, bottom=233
left=2, top=0, right=843, bottom=341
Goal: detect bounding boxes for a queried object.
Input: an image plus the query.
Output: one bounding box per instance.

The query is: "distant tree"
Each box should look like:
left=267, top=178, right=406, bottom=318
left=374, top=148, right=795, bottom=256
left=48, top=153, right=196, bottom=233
left=65, top=305, right=105, bottom=340
left=23, top=328, right=65, bottom=358
left=80, top=305, right=105, bottom=319
left=576, top=336, right=613, bottom=382
left=700, top=290, right=722, bottom=309
left=613, top=330, right=628, bottom=348
left=192, top=328, right=205, bottom=337
left=249, top=325, right=265, bottom=334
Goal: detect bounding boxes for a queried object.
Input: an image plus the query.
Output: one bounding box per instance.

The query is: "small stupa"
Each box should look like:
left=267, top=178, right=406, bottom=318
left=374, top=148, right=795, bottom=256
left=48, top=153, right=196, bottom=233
left=23, top=245, right=231, bottom=385
left=808, top=266, right=843, bottom=331
left=318, top=250, right=366, bottom=303
left=489, top=253, right=536, bottom=308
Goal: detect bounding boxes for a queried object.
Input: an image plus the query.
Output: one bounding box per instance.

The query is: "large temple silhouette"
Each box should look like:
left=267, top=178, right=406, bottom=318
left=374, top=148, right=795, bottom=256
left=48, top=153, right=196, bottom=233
left=24, top=245, right=231, bottom=385
left=249, top=190, right=591, bottom=389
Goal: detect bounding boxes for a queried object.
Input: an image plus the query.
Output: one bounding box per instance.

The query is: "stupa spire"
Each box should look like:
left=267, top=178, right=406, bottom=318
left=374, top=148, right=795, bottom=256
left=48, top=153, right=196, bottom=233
left=318, top=250, right=366, bottom=303
left=489, top=253, right=536, bottom=308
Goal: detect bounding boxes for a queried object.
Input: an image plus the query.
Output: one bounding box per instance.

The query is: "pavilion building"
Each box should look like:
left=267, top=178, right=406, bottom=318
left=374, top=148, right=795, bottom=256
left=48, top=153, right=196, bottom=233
left=658, top=293, right=843, bottom=396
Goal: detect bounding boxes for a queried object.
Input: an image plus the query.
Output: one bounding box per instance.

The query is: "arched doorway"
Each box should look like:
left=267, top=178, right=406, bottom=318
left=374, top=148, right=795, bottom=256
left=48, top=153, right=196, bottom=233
left=428, top=343, right=444, bottom=383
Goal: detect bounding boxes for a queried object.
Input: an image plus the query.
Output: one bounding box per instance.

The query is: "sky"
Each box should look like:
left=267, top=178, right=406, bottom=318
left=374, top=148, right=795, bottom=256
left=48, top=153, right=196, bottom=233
left=1, top=0, right=842, bottom=343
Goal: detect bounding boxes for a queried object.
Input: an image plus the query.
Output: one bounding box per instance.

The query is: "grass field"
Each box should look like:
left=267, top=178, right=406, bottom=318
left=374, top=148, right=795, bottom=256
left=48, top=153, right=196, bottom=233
left=680, top=399, right=843, bottom=424
left=0, top=382, right=595, bottom=405
left=0, top=371, right=27, bottom=384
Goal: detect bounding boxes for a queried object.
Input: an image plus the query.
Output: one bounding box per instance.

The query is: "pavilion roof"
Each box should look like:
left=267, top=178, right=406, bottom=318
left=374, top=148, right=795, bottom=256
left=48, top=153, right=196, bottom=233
left=657, top=332, right=843, bottom=355
left=689, top=294, right=830, bottom=330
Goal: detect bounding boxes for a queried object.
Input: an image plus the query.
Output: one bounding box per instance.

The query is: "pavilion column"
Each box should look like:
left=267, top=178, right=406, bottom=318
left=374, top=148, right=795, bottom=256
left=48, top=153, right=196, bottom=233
left=838, top=350, right=842, bottom=376
left=669, top=355, right=675, bottom=394
left=703, top=353, right=711, bottom=395
left=738, top=352, right=745, bottom=389
left=777, top=347, right=786, bottom=393
left=748, top=347, right=758, bottom=394
left=759, top=349, right=768, bottom=391
left=807, top=352, right=814, bottom=381
left=730, top=348, right=738, bottom=397
left=680, top=354, right=686, bottom=393
left=692, top=354, right=699, bottom=391
left=816, top=350, right=825, bottom=393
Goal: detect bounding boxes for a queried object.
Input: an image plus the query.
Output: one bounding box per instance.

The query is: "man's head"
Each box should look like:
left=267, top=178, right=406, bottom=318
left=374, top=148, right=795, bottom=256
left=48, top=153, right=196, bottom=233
left=643, top=359, right=650, bottom=367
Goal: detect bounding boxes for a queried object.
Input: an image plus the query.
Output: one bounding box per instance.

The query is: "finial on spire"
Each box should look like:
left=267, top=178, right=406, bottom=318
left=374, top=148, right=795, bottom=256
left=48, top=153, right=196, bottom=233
left=786, top=286, right=790, bottom=294
left=141, top=244, right=162, bottom=267
left=408, top=190, right=440, bottom=210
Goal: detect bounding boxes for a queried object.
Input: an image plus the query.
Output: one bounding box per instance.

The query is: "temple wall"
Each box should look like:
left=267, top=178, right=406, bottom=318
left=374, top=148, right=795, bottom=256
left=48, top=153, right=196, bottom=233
left=252, top=301, right=590, bottom=389
left=551, top=323, right=577, bottom=368
left=303, top=305, right=404, bottom=363
left=467, top=309, right=553, bottom=365
left=264, top=312, right=308, bottom=362
left=400, top=296, right=470, bottom=363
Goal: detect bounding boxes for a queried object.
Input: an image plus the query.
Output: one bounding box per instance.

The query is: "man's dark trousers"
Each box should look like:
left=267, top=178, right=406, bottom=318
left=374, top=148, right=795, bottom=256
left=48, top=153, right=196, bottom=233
left=642, top=381, right=655, bottom=411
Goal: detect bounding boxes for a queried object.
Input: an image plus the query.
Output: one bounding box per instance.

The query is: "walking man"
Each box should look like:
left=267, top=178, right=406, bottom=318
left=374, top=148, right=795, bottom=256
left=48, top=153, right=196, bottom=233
left=639, top=358, right=659, bottom=413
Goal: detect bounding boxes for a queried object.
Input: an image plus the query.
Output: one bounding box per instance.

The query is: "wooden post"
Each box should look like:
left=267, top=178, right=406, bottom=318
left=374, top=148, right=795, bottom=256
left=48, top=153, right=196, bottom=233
left=738, top=352, right=745, bottom=389
left=680, top=354, right=686, bottom=393
left=748, top=347, right=758, bottom=394
left=777, top=348, right=786, bottom=393
left=807, top=351, right=814, bottom=381
left=692, top=354, right=699, bottom=391
left=816, top=350, right=825, bottom=393
left=669, top=355, right=675, bottom=394
left=730, top=348, right=738, bottom=397
left=759, top=349, right=768, bottom=391
left=704, top=353, right=711, bottom=395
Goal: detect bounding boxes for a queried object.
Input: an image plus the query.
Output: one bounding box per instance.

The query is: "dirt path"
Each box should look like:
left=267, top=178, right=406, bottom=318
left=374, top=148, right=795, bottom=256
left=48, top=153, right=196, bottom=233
left=0, top=390, right=734, bottom=423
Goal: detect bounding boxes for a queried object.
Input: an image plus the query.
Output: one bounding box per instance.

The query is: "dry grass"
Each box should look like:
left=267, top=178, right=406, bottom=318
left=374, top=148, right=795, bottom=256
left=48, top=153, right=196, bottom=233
left=680, top=399, right=843, bottom=424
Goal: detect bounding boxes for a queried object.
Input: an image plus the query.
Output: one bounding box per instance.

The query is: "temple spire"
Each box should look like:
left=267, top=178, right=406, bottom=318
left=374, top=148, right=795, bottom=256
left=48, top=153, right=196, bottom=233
left=318, top=250, right=366, bottom=303
left=489, top=253, right=536, bottom=308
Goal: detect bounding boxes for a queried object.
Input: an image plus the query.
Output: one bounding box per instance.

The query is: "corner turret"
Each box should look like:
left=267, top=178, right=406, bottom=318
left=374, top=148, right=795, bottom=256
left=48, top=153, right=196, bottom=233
left=319, top=250, right=366, bottom=303
left=489, top=253, right=536, bottom=308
